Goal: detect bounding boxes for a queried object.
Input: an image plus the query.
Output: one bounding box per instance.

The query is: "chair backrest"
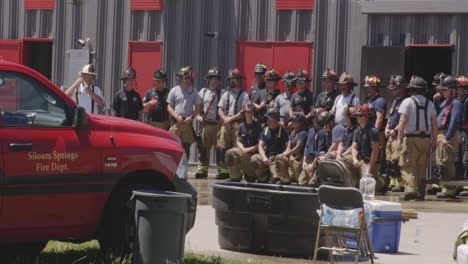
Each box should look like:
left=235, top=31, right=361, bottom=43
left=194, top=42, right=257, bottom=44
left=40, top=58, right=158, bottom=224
left=318, top=185, right=363, bottom=210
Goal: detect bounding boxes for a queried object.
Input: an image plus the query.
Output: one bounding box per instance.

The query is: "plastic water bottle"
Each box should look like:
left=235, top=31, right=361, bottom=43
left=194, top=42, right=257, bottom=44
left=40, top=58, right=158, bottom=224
left=360, top=173, right=376, bottom=200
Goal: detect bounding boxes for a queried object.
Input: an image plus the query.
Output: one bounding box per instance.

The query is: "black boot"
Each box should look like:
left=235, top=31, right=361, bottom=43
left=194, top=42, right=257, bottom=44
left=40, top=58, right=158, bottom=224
left=195, top=172, right=208, bottom=179
left=399, top=193, right=424, bottom=201
left=216, top=173, right=229, bottom=180
left=245, top=176, right=256, bottom=183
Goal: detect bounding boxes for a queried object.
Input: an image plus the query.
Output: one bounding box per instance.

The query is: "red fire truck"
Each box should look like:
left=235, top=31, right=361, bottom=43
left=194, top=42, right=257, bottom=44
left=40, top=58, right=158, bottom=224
left=0, top=60, right=196, bottom=254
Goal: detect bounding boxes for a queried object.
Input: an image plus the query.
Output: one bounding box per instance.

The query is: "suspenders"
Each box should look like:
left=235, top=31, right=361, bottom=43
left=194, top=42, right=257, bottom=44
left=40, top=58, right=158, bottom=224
left=410, top=96, right=429, bottom=131
left=76, top=85, right=96, bottom=113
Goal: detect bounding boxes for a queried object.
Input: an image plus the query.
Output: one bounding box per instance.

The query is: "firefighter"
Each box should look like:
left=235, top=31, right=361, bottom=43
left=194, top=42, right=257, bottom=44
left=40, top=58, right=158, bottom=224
left=290, top=69, right=314, bottom=120
left=458, top=75, right=468, bottom=196
left=250, top=108, right=289, bottom=184
left=217, top=68, right=250, bottom=179
left=397, top=75, right=438, bottom=201
left=336, top=106, right=358, bottom=161
left=432, top=72, right=448, bottom=114
left=435, top=75, right=462, bottom=199
left=385, top=75, right=408, bottom=192
left=253, top=69, right=282, bottom=125
left=143, top=69, right=170, bottom=130
left=299, top=114, right=320, bottom=186
left=66, top=64, right=104, bottom=114
left=275, top=71, right=295, bottom=129
left=112, top=67, right=143, bottom=121
left=299, top=111, right=333, bottom=186
left=167, top=66, right=202, bottom=156
left=331, top=72, right=360, bottom=126
left=194, top=67, right=226, bottom=179
left=249, top=63, right=268, bottom=96
left=348, top=104, right=386, bottom=193
left=225, top=101, right=262, bottom=182
left=276, top=112, right=308, bottom=184
left=315, top=68, right=339, bottom=112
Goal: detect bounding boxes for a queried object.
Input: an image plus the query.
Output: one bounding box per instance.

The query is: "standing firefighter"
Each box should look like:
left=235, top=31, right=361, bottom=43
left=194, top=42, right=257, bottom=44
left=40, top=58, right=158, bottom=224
left=315, top=68, right=339, bottom=112
left=249, top=63, right=268, bottom=96
left=65, top=64, right=104, bottom=114
left=143, top=69, right=170, bottom=130
left=397, top=75, right=438, bottom=201
left=458, top=75, right=468, bottom=196
left=385, top=75, right=408, bottom=192
left=332, top=72, right=360, bottom=126
left=435, top=75, right=462, bottom=199
left=112, top=67, right=143, bottom=121
left=217, top=68, right=249, bottom=179
left=253, top=69, right=282, bottom=125
left=275, top=71, right=296, bottom=129
left=225, top=101, right=262, bottom=182
left=167, top=66, right=202, bottom=156
left=276, top=112, right=308, bottom=184
left=194, top=67, right=225, bottom=179
left=251, top=108, right=289, bottom=184
left=290, top=69, right=314, bottom=119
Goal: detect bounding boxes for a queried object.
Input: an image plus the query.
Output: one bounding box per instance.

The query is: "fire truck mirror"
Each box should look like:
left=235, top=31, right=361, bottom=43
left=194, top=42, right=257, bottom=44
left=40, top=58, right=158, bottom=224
left=73, top=106, right=88, bottom=129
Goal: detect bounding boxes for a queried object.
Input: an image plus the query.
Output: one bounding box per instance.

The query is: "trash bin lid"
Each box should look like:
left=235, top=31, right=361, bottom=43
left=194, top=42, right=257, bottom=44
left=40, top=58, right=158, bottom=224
left=132, top=190, right=192, bottom=200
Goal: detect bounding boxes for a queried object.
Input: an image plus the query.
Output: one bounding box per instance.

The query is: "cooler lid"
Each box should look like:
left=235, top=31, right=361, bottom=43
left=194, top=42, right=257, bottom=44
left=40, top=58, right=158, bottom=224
left=366, top=200, right=402, bottom=212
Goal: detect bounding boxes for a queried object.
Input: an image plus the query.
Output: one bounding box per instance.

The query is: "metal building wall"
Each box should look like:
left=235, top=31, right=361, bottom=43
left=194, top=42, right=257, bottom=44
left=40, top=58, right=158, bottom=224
left=368, top=14, right=468, bottom=75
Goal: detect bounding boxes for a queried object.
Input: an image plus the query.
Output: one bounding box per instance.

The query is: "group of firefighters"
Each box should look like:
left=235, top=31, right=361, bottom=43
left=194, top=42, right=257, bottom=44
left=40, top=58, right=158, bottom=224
left=67, top=63, right=468, bottom=201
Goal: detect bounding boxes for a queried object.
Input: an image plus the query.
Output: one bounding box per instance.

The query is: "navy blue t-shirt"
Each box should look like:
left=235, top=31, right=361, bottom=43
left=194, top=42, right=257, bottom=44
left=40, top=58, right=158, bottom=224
left=304, top=128, right=317, bottom=157
left=291, top=90, right=314, bottom=115
left=315, top=129, right=332, bottom=155
left=237, top=121, right=262, bottom=148
left=289, top=129, right=308, bottom=154
left=342, top=126, right=356, bottom=151
left=331, top=124, right=345, bottom=143
left=388, top=97, right=405, bottom=129
left=113, top=89, right=143, bottom=120
left=366, top=96, right=387, bottom=128
left=260, top=126, right=289, bottom=155
left=353, top=124, right=379, bottom=160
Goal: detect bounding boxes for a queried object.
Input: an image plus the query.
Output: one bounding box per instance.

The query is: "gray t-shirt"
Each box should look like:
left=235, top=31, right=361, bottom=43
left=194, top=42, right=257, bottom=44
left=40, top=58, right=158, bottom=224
left=199, top=88, right=225, bottom=121
left=167, top=85, right=202, bottom=117
left=398, top=94, right=437, bottom=133
left=218, top=89, right=249, bottom=116
left=274, top=92, right=293, bottom=123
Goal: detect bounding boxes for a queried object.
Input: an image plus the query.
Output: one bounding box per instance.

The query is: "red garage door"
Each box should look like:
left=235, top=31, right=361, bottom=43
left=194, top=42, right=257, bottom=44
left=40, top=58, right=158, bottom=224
left=237, top=41, right=312, bottom=91
left=0, top=40, right=22, bottom=64
left=128, top=41, right=163, bottom=100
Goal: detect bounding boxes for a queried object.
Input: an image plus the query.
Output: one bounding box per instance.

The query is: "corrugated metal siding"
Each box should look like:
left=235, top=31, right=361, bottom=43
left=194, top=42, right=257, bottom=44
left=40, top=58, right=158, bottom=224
left=368, top=14, right=468, bottom=75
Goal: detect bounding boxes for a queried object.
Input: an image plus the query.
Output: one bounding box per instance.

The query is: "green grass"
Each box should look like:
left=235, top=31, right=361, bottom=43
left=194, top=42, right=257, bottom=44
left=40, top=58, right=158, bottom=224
left=4, top=240, right=256, bottom=264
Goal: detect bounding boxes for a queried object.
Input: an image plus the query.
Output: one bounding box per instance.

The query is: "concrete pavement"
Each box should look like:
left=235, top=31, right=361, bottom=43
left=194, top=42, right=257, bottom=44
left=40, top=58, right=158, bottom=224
left=185, top=175, right=467, bottom=263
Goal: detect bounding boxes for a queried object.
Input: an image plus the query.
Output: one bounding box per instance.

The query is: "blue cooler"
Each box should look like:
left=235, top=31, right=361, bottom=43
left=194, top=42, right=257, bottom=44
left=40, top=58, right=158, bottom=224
left=367, top=200, right=404, bottom=253
left=345, top=200, right=405, bottom=253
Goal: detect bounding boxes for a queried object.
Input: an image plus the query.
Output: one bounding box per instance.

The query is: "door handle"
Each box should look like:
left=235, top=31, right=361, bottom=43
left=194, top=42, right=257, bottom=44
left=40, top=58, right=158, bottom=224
left=9, top=143, right=32, bottom=152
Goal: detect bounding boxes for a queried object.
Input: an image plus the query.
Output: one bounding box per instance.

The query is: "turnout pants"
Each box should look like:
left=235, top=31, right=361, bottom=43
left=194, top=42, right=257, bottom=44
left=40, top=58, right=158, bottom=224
left=342, top=154, right=384, bottom=192
left=436, top=131, right=461, bottom=195
left=225, top=148, right=257, bottom=180
left=217, top=122, right=240, bottom=173
left=170, top=122, right=196, bottom=155
left=399, top=135, right=431, bottom=197
left=275, top=154, right=303, bottom=184
left=197, top=123, right=221, bottom=172
left=250, top=154, right=278, bottom=182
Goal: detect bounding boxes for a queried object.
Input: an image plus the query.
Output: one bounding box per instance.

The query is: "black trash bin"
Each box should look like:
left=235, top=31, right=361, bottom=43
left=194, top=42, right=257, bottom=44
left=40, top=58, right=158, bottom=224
left=212, top=182, right=320, bottom=258
left=133, top=190, right=193, bottom=264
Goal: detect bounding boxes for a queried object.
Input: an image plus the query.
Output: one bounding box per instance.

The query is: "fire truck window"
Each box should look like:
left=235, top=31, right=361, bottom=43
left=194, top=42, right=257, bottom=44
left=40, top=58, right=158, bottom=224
left=0, top=71, right=69, bottom=127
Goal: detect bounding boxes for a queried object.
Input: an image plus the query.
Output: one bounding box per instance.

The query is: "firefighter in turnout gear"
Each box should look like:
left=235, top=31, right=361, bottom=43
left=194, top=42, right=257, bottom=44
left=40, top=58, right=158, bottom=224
left=315, top=68, right=339, bottom=112
left=290, top=69, right=314, bottom=120
left=348, top=104, right=386, bottom=193
left=250, top=108, right=289, bottom=184
left=435, top=75, right=462, bottom=199
left=167, top=66, right=202, bottom=155
left=253, top=69, right=282, bottom=125
left=385, top=75, right=408, bottom=192
left=249, top=63, right=268, bottom=96
left=217, top=68, right=249, bottom=179
left=275, top=112, right=308, bottom=184
left=397, top=75, right=438, bottom=201
left=143, top=69, right=170, bottom=130
left=275, top=71, right=296, bottom=129
left=225, top=101, right=262, bottom=182
left=457, top=75, right=468, bottom=196
left=194, top=67, right=226, bottom=179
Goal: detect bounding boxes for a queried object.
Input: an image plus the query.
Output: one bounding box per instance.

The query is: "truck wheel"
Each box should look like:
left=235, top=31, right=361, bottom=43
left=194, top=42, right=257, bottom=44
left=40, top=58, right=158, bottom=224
left=98, top=183, right=156, bottom=256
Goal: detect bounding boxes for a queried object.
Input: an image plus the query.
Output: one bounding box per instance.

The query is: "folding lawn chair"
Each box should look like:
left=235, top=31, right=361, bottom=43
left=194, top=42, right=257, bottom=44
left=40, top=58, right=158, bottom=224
left=313, top=185, right=374, bottom=264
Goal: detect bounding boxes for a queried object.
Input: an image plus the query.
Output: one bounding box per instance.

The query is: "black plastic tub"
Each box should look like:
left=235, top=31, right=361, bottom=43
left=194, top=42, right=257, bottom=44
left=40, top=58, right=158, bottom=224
left=211, top=182, right=320, bottom=258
